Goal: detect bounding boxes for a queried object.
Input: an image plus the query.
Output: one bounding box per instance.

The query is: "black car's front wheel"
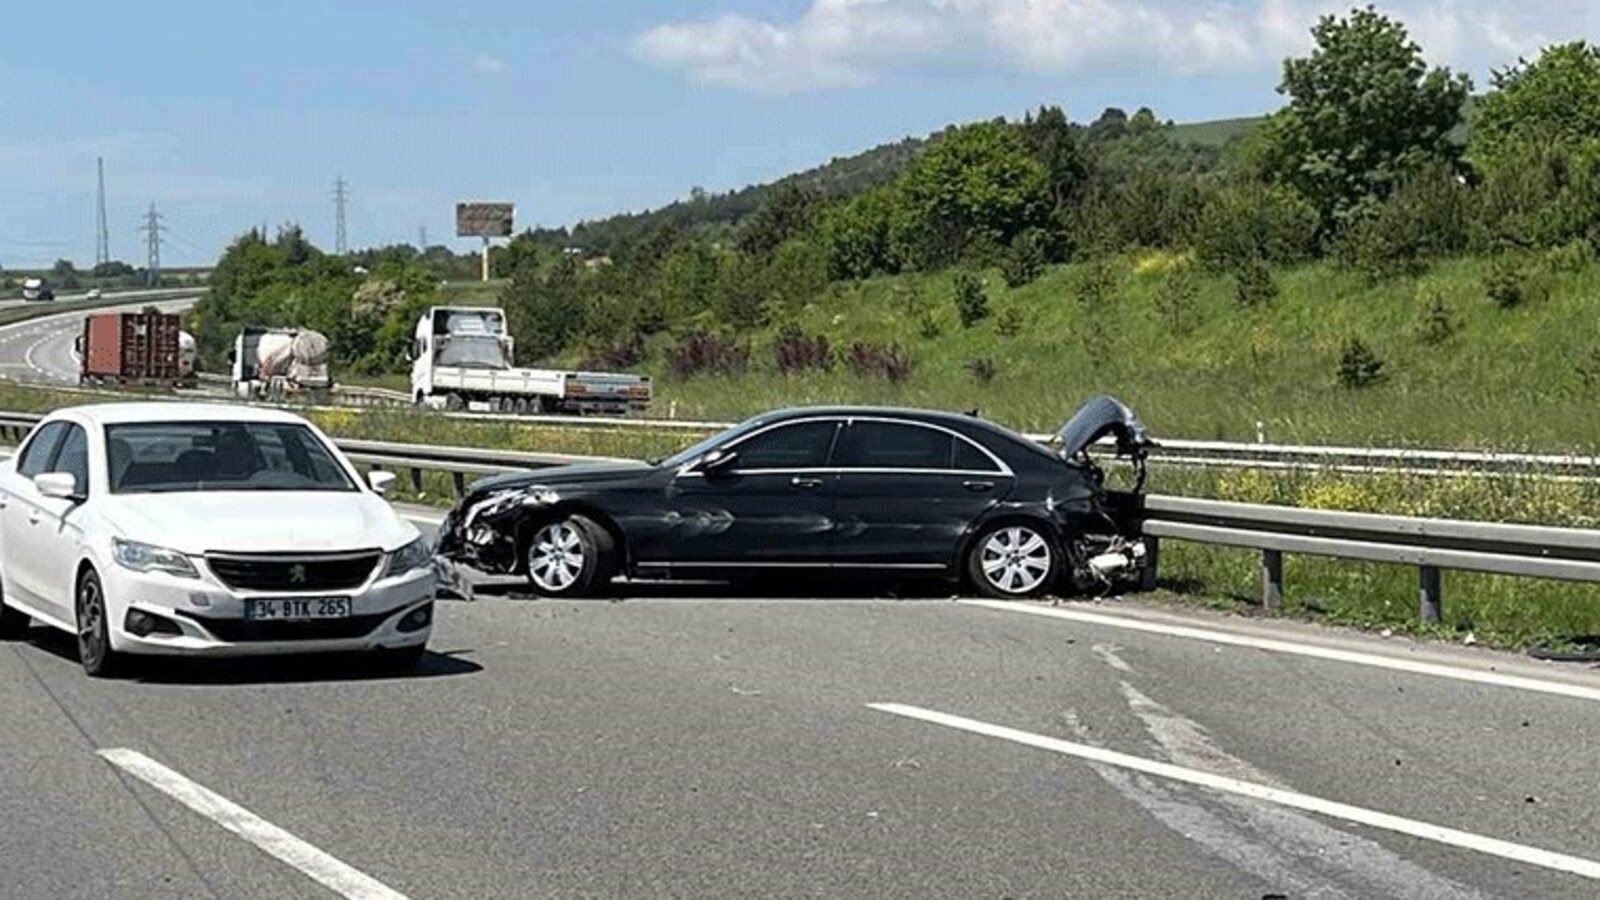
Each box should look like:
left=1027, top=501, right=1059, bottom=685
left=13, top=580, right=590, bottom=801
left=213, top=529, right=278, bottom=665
left=524, top=514, right=616, bottom=598
left=966, top=522, right=1060, bottom=599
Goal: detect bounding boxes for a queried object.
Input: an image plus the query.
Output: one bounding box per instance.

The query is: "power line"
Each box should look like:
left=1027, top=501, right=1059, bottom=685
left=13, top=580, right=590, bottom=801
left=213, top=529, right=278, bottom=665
left=95, top=157, right=110, bottom=267
left=138, top=203, right=165, bottom=286
left=332, top=176, right=349, bottom=254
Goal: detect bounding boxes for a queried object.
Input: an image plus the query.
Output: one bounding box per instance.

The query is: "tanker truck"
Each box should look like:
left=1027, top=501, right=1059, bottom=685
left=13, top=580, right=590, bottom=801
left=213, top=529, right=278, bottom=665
left=231, top=326, right=332, bottom=403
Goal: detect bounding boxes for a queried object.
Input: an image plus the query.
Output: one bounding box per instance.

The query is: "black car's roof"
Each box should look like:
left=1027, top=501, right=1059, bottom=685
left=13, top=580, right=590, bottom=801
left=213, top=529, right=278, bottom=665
left=753, top=405, right=1039, bottom=439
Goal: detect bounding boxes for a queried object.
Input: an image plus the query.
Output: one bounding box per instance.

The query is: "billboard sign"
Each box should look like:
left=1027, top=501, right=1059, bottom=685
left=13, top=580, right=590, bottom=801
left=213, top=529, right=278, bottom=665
left=455, top=202, right=515, bottom=238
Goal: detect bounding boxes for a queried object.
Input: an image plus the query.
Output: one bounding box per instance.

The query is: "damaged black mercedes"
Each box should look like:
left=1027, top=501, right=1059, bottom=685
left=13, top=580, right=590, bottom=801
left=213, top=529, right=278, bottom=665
left=434, top=396, right=1156, bottom=600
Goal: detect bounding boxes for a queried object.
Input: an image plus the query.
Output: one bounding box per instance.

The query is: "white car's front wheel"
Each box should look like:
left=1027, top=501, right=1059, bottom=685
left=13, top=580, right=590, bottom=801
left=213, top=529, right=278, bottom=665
left=76, top=569, right=125, bottom=678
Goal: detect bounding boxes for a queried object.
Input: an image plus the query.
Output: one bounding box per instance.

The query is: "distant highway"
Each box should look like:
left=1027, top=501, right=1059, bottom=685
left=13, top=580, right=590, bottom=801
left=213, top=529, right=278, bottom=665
left=0, top=295, right=200, bottom=387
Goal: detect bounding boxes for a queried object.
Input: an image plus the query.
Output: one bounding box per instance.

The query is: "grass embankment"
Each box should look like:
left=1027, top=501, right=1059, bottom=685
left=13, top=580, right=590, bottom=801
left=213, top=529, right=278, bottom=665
left=647, top=255, right=1600, bottom=452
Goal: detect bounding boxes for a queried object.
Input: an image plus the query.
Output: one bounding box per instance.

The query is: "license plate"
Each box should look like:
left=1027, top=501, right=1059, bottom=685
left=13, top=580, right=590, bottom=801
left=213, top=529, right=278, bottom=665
left=245, top=597, right=351, bottom=621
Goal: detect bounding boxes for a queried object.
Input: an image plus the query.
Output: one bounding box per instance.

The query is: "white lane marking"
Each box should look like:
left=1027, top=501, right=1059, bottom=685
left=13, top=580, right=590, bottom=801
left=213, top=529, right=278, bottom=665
left=1090, top=643, right=1132, bottom=672
left=960, top=599, right=1600, bottom=703
left=401, top=512, right=444, bottom=526
left=868, top=703, right=1600, bottom=882
left=98, top=749, right=409, bottom=900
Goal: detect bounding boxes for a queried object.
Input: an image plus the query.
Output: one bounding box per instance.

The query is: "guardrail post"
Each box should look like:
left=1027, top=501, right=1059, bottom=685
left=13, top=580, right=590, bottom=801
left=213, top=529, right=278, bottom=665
left=451, top=471, right=466, bottom=498
left=410, top=466, right=424, bottom=495
left=1420, top=565, right=1442, bottom=623
left=1139, top=536, right=1159, bottom=592
left=1261, top=549, right=1284, bottom=609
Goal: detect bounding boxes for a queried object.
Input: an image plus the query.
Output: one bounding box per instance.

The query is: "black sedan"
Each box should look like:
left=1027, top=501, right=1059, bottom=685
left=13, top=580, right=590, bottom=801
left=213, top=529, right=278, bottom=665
left=434, top=396, right=1155, bottom=599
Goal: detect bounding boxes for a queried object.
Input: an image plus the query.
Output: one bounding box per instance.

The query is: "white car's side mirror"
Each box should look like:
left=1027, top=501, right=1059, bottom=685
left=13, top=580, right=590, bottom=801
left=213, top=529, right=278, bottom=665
left=367, top=471, right=397, bottom=495
left=35, top=472, right=81, bottom=501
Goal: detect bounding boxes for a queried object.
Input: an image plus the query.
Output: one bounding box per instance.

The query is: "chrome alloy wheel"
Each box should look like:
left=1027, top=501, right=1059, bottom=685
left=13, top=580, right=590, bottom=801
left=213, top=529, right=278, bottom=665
left=528, top=522, right=585, bottom=592
left=979, top=526, right=1052, bottom=595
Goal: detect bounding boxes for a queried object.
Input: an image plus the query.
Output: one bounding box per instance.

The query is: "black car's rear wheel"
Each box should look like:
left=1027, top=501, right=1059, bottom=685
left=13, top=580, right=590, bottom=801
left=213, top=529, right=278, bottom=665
left=524, top=514, right=616, bottom=598
left=966, top=522, right=1059, bottom=599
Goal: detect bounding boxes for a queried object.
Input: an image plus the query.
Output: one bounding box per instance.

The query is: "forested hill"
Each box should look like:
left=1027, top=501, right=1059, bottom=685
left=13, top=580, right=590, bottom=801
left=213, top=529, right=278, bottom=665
left=557, top=109, right=1262, bottom=257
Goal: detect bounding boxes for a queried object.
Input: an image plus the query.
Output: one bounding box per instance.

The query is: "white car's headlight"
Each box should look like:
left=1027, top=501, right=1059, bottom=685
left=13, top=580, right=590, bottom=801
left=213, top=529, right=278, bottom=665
left=112, top=539, right=200, bottom=579
left=382, top=536, right=433, bottom=579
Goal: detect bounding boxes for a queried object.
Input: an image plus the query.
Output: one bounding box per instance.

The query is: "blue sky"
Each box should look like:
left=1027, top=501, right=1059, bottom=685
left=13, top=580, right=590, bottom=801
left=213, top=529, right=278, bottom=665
left=2, top=0, right=1593, bottom=268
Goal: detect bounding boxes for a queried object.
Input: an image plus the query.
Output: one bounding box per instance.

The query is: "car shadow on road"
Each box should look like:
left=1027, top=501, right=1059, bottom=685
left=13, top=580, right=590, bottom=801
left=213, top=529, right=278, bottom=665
left=18, top=627, right=483, bottom=685
left=463, top=575, right=972, bottom=603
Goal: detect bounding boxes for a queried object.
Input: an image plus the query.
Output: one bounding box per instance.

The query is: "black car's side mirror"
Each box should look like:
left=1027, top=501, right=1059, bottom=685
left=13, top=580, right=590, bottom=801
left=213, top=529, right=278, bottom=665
left=698, top=449, right=739, bottom=477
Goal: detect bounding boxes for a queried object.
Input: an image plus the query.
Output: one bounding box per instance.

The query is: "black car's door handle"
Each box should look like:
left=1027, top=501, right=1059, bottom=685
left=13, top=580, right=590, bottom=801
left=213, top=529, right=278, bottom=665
left=791, top=476, right=824, bottom=490
left=963, top=480, right=995, bottom=492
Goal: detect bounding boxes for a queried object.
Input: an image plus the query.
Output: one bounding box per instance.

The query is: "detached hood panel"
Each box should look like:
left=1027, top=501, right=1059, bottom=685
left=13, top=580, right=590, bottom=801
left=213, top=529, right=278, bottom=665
left=1058, top=395, right=1156, bottom=459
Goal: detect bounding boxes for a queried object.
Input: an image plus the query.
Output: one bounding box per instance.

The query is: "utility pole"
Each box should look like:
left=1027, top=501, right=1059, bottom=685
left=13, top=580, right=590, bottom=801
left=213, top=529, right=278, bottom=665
left=138, top=203, right=165, bottom=286
left=95, top=157, right=110, bottom=268
left=418, top=223, right=428, bottom=250
left=332, top=176, right=349, bottom=254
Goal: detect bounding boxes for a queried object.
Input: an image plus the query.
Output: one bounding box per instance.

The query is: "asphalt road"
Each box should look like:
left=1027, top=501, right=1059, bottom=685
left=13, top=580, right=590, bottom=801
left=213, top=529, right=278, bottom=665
left=5, top=500, right=1600, bottom=899
left=0, top=297, right=199, bottom=387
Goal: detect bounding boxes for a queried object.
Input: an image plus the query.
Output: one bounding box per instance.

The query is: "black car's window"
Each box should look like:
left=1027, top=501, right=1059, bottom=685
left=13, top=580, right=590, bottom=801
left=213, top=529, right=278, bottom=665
left=105, top=422, right=356, bottom=494
left=730, top=421, right=838, bottom=470
left=834, top=420, right=1003, bottom=472
left=836, top=421, right=952, bottom=470
left=16, top=422, right=68, bottom=478
left=952, top=436, right=1003, bottom=472
left=52, top=425, right=90, bottom=495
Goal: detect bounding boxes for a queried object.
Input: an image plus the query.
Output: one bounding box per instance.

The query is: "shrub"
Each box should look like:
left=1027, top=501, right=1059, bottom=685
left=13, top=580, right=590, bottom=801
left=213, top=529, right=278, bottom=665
left=848, top=342, right=914, bottom=382
left=1194, top=184, right=1319, bottom=272
left=581, top=337, right=644, bottom=371
left=1001, top=229, right=1046, bottom=287
left=966, top=357, right=998, bottom=383
left=1234, top=259, right=1279, bottom=308
left=1576, top=348, right=1600, bottom=390
left=917, top=310, right=943, bottom=340
left=1154, top=263, right=1200, bottom=334
left=669, top=331, right=749, bottom=378
left=994, top=307, right=1025, bottom=339
left=1335, top=163, right=1471, bottom=281
left=1337, top=338, right=1385, bottom=389
left=1418, top=290, right=1457, bottom=345
left=1075, top=257, right=1120, bottom=310
left=1484, top=256, right=1550, bottom=309
left=773, top=327, right=832, bottom=374
left=953, top=270, right=989, bottom=327
left=1546, top=239, right=1594, bottom=274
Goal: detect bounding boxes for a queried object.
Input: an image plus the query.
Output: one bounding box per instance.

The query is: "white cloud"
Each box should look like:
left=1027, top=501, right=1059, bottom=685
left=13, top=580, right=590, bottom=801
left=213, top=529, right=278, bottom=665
left=472, top=53, right=507, bottom=75
left=632, top=1, right=1598, bottom=93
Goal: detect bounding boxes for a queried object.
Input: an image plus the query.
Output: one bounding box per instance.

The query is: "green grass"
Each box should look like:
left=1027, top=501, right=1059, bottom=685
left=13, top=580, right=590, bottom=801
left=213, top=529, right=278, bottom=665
left=651, top=254, right=1600, bottom=453
left=1170, top=115, right=1263, bottom=147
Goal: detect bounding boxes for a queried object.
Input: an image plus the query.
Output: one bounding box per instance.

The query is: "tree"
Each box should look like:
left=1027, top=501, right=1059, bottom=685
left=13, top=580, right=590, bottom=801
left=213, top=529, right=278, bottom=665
left=1257, top=7, right=1471, bottom=230
left=1018, top=106, right=1089, bottom=217
left=736, top=182, right=820, bottom=258
left=1472, top=41, right=1600, bottom=172
left=502, top=255, right=586, bottom=361
left=889, top=121, right=1050, bottom=270
left=819, top=187, right=895, bottom=279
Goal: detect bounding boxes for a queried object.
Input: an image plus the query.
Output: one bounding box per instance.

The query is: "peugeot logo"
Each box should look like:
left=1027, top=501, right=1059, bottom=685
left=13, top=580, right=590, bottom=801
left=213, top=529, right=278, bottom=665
left=288, top=564, right=307, bottom=584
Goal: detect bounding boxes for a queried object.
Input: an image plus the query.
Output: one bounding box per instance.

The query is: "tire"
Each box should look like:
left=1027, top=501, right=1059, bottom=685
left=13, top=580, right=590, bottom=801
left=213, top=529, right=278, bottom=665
left=76, top=569, right=125, bottom=678
left=0, top=591, right=29, bottom=641
left=965, top=521, right=1060, bottom=600
left=513, top=398, right=530, bottom=415
left=523, top=514, right=617, bottom=598
left=444, top=393, right=466, bottom=412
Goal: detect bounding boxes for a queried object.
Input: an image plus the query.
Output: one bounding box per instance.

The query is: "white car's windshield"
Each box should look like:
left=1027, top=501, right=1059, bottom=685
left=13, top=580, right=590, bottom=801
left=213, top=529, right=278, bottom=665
left=106, top=422, right=356, bottom=494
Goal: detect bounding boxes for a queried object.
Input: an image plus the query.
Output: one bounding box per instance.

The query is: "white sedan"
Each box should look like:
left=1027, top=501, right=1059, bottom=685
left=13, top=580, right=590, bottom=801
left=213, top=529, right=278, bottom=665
left=0, top=403, right=435, bottom=676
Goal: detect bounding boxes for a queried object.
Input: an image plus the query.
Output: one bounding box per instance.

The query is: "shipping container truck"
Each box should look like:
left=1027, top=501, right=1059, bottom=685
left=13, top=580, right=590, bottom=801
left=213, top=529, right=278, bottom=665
left=76, top=311, right=183, bottom=386
left=410, top=306, right=651, bottom=414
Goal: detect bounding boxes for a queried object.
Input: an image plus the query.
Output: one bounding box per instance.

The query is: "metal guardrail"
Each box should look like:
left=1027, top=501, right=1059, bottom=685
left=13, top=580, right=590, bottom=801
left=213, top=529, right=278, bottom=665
left=1140, top=496, right=1600, bottom=623
left=1, top=408, right=1593, bottom=624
